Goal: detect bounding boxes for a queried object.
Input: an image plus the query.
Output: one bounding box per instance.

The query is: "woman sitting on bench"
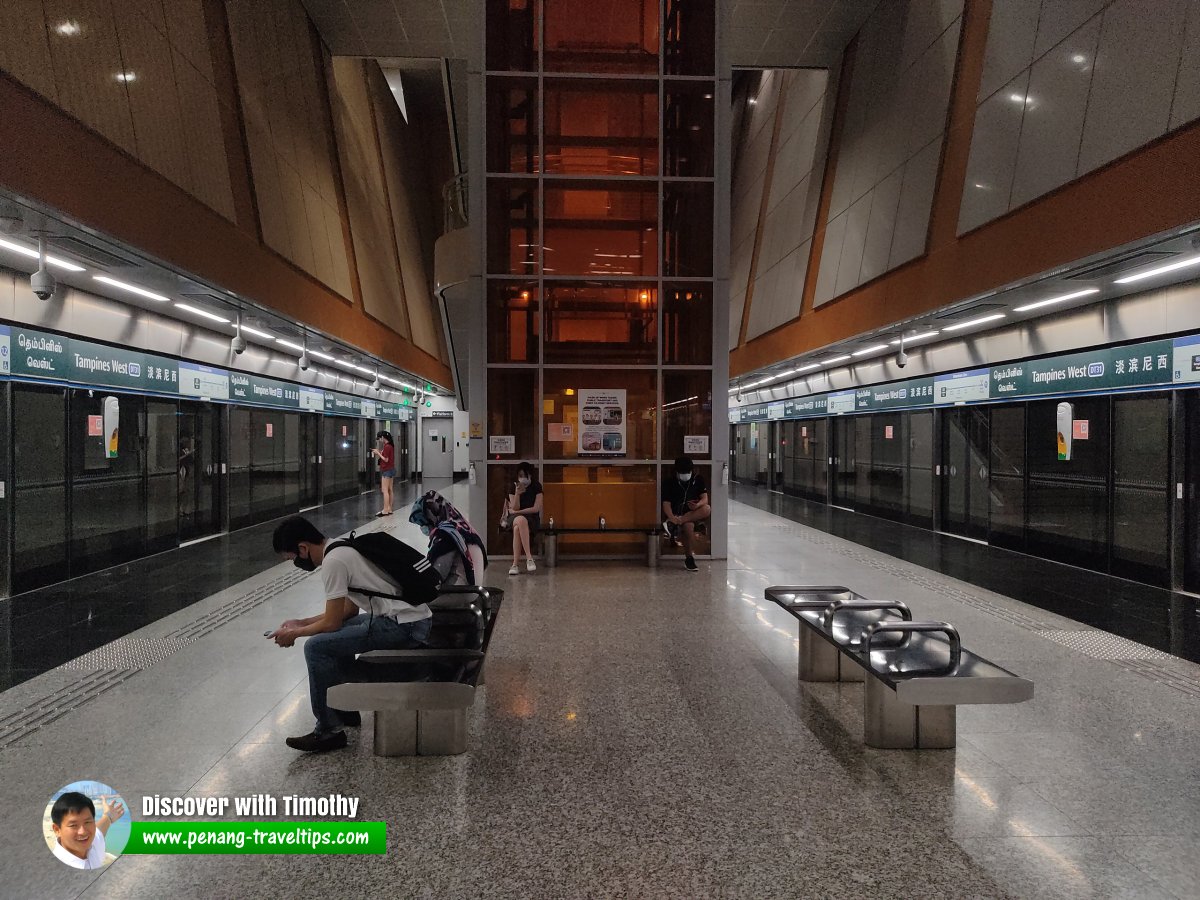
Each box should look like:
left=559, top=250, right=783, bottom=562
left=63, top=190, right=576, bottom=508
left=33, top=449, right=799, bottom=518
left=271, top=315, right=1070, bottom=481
left=505, top=462, right=543, bottom=576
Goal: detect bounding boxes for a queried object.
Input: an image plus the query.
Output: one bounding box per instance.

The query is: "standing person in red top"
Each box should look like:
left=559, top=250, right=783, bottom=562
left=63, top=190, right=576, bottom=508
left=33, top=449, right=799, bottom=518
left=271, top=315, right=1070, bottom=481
left=371, top=430, right=396, bottom=517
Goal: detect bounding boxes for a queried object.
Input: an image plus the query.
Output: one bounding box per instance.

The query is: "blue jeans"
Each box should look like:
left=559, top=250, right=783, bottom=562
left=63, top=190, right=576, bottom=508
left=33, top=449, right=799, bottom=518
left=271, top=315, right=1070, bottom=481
left=303, top=613, right=432, bottom=733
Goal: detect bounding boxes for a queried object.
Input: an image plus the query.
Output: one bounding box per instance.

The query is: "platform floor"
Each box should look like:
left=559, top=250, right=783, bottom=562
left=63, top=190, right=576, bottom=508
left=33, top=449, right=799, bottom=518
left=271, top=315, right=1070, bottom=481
left=3, top=484, right=1199, bottom=898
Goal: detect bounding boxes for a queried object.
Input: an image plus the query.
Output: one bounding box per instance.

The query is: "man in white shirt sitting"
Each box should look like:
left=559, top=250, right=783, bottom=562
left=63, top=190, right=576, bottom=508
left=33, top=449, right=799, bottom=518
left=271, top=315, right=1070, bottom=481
left=270, top=517, right=433, bottom=752
left=50, top=792, right=124, bottom=869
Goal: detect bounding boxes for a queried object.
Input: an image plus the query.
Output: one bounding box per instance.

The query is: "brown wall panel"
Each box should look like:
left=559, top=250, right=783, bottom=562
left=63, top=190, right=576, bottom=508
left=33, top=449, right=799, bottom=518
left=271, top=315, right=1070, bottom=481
left=0, top=71, right=452, bottom=388
left=733, top=0, right=1200, bottom=377
left=732, top=115, right=1200, bottom=375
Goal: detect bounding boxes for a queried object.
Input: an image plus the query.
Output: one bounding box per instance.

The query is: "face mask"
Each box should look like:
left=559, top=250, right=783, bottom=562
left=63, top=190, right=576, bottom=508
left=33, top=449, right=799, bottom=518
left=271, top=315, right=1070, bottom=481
left=677, top=473, right=692, bottom=482
left=419, top=523, right=431, bottom=536
left=518, top=476, right=531, bottom=486
left=292, top=554, right=317, bottom=572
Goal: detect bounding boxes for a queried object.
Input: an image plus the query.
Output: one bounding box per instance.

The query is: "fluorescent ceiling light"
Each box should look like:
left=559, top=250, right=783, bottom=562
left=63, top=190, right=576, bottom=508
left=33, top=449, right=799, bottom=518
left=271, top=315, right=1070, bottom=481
left=889, top=330, right=939, bottom=345
left=796, top=363, right=822, bottom=372
left=0, top=237, right=85, bottom=272
left=275, top=339, right=305, bottom=352
left=943, top=312, right=1006, bottom=332
left=1013, top=287, right=1099, bottom=313
left=239, top=325, right=275, bottom=340
left=174, top=302, right=229, bottom=323
left=308, top=349, right=336, bottom=361
left=94, top=275, right=170, bottom=302
left=851, top=344, right=889, bottom=357
left=822, top=355, right=852, bottom=365
left=1113, top=253, right=1200, bottom=284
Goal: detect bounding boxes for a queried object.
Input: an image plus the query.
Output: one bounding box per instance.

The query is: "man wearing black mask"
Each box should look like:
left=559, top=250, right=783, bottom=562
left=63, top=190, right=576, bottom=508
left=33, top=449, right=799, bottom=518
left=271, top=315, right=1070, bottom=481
left=269, top=516, right=432, bottom=752
left=661, top=455, right=711, bottom=572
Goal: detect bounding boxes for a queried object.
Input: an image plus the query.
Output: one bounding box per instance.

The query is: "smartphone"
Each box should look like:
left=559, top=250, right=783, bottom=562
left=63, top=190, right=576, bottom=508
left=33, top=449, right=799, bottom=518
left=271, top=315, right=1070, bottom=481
left=263, top=630, right=274, bottom=637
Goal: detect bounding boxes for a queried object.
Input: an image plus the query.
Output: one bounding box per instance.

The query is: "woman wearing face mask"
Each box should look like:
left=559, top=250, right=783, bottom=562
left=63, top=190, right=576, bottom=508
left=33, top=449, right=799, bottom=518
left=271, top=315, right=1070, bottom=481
left=370, top=431, right=396, bottom=517
left=409, top=490, right=488, bottom=585
left=506, top=462, right=543, bottom=575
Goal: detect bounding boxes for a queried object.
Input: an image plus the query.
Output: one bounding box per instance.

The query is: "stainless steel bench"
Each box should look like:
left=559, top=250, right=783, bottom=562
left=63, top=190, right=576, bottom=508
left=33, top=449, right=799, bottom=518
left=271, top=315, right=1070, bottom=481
left=765, top=585, right=1033, bottom=749
left=327, top=585, right=501, bottom=757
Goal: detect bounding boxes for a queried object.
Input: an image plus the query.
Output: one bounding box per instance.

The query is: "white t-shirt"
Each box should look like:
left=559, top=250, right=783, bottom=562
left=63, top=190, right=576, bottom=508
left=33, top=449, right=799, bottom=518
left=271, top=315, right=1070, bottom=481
left=321, top=546, right=432, bottom=624
left=52, top=827, right=107, bottom=869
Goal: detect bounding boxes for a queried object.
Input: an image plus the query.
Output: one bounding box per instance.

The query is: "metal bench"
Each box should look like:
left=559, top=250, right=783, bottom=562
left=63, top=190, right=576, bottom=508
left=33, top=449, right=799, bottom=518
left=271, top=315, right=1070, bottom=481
left=765, top=585, right=1033, bottom=749
left=542, top=527, right=662, bottom=567
left=327, top=585, right=502, bottom=756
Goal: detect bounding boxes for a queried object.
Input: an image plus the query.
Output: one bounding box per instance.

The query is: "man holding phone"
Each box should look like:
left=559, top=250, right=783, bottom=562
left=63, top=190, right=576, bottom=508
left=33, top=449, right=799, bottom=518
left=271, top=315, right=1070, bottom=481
left=661, top=455, right=710, bottom=572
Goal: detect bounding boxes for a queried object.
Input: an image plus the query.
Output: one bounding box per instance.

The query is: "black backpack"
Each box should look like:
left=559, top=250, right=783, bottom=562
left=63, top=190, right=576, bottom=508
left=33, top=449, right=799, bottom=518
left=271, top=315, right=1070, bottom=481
left=325, top=531, right=442, bottom=606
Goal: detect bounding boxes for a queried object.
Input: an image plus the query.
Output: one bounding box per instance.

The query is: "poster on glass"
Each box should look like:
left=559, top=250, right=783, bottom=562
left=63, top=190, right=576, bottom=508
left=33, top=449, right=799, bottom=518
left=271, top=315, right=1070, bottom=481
left=578, top=389, right=626, bottom=456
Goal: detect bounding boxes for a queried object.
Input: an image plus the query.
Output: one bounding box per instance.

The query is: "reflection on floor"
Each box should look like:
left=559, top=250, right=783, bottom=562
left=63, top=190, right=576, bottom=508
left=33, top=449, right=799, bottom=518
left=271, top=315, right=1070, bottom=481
left=2, top=486, right=1198, bottom=898
left=731, top=482, right=1200, bottom=665
left=0, top=484, right=429, bottom=691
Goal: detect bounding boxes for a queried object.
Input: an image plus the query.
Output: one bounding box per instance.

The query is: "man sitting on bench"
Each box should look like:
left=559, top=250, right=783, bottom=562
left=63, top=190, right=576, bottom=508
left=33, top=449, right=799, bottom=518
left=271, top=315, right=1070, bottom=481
left=662, top=455, right=711, bottom=572
left=268, top=517, right=433, bottom=753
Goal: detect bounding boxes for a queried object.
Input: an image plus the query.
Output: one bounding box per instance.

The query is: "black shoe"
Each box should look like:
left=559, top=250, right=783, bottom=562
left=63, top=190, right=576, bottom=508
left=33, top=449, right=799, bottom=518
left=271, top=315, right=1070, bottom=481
left=285, top=730, right=348, bottom=752
left=685, top=555, right=698, bottom=572
left=339, top=710, right=361, bottom=727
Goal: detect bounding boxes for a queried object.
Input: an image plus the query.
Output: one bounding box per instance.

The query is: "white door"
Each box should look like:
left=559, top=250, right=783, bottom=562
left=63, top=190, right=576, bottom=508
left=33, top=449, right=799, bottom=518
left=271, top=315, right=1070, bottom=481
left=423, top=419, right=453, bottom=478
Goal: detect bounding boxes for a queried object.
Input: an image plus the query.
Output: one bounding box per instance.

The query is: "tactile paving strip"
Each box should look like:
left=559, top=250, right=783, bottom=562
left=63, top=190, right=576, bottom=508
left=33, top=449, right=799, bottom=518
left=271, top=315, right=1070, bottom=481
left=0, top=669, right=137, bottom=748
left=56, top=637, right=195, bottom=671
left=0, top=570, right=310, bottom=749
left=166, top=570, right=309, bottom=643
left=793, top=530, right=1059, bottom=630
left=1034, top=629, right=1174, bottom=660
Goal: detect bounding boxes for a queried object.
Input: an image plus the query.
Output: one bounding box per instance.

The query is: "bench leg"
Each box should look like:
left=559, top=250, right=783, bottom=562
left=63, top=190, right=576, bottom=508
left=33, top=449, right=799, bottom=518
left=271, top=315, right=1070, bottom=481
left=863, top=679, right=956, bottom=749
left=646, top=532, right=659, bottom=568
left=837, top=654, right=866, bottom=683
left=372, top=709, right=470, bottom=756
left=416, top=708, right=469, bottom=755
left=374, top=709, right=418, bottom=756
left=544, top=533, right=558, bottom=567
left=798, top=629, right=841, bottom=681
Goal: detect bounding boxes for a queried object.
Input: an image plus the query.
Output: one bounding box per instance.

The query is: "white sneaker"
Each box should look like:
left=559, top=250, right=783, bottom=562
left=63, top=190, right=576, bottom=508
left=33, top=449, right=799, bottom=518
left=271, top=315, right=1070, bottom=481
left=508, top=565, right=519, bottom=576
left=526, top=559, right=537, bottom=572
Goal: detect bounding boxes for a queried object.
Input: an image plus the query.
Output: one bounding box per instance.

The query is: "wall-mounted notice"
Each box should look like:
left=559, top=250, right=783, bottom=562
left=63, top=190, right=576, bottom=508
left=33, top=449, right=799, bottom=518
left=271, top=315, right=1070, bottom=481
left=266, top=423, right=274, bottom=438
left=1072, top=419, right=1089, bottom=440
left=179, top=361, right=229, bottom=399
left=827, top=391, right=855, bottom=415
left=87, top=414, right=103, bottom=436
left=935, top=368, right=989, bottom=404
left=489, top=435, right=515, bottom=454
left=767, top=402, right=785, bottom=420
left=1056, top=402, right=1074, bottom=460
left=548, top=423, right=573, bottom=442
left=683, top=435, right=709, bottom=455
left=103, top=396, right=120, bottom=458
left=299, top=388, right=325, bottom=411
left=885, top=425, right=894, bottom=439
left=578, top=388, right=626, bottom=455
left=0, top=324, right=10, bottom=374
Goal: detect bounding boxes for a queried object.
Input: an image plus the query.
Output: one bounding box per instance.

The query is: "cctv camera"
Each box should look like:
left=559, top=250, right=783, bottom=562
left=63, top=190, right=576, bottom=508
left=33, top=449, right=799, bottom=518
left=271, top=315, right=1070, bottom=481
left=30, top=266, right=55, bottom=301
left=897, top=348, right=908, bottom=368
left=30, top=267, right=55, bottom=301
left=299, top=350, right=310, bottom=371
left=231, top=333, right=247, bottom=354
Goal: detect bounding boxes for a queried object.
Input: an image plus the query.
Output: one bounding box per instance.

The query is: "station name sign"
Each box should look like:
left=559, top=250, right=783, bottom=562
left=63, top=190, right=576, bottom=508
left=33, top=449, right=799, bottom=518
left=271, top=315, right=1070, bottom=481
left=732, top=334, right=1189, bottom=423
left=0, top=324, right=410, bottom=421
